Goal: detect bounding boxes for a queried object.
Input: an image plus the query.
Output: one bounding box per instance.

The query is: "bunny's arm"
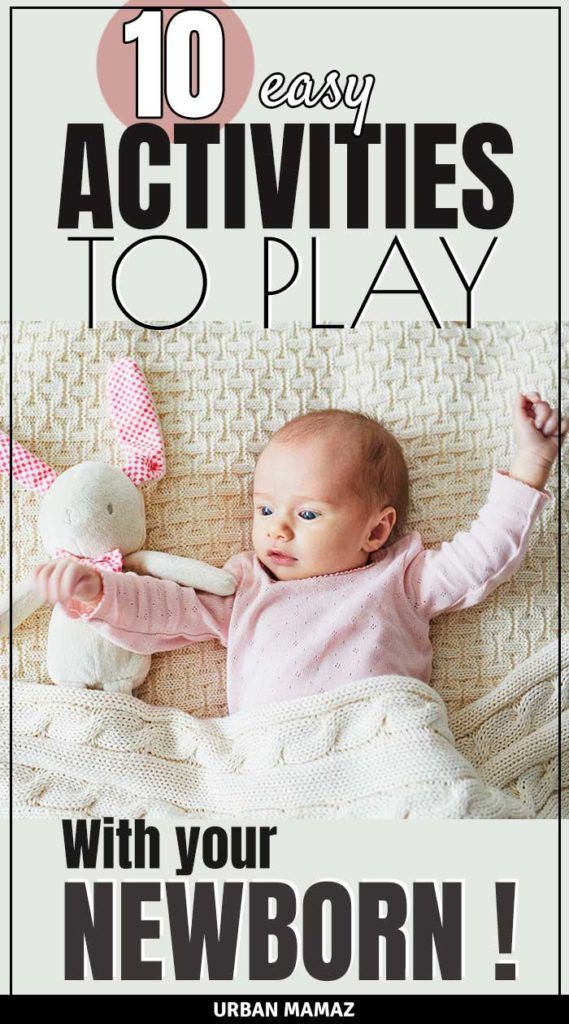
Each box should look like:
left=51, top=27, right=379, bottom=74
left=0, top=575, right=46, bottom=638
left=123, top=551, right=236, bottom=596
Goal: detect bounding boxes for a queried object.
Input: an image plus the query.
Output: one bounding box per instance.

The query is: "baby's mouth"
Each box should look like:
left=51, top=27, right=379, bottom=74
left=267, top=548, right=298, bottom=565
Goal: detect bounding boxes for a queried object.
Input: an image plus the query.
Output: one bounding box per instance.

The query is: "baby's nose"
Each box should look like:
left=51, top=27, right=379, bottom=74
left=268, top=518, right=293, bottom=541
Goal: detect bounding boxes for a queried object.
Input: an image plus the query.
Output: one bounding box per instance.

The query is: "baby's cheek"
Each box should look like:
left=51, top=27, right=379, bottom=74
left=313, top=530, right=343, bottom=562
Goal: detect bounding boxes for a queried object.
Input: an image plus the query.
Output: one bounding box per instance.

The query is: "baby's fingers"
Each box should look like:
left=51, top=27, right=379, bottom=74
left=541, top=409, right=559, bottom=436
left=528, top=401, right=552, bottom=430
left=32, top=561, right=59, bottom=602
left=33, top=558, right=75, bottom=605
left=532, top=401, right=552, bottom=429
left=523, top=390, right=542, bottom=404
left=56, top=561, right=85, bottom=604
left=32, top=565, right=44, bottom=599
left=540, top=410, right=569, bottom=441
left=542, top=411, right=568, bottom=445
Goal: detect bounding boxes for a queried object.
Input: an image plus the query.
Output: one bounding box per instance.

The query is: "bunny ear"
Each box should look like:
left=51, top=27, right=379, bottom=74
left=107, top=358, right=166, bottom=486
left=0, top=433, right=58, bottom=493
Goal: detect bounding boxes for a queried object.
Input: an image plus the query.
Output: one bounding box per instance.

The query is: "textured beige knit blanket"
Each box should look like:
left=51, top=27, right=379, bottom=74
left=2, top=637, right=565, bottom=818
left=0, top=320, right=565, bottom=817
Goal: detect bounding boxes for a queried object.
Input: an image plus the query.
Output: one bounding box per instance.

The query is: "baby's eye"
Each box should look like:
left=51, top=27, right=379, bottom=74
left=298, top=510, right=319, bottom=521
left=258, top=506, right=273, bottom=517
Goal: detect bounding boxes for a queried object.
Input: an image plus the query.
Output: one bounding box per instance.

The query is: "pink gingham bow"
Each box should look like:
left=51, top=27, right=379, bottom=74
left=54, top=548, right=123, bottom=573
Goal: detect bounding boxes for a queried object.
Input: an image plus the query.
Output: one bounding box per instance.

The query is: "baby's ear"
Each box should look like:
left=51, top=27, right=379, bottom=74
left=365, top=507, right=397, bottom=552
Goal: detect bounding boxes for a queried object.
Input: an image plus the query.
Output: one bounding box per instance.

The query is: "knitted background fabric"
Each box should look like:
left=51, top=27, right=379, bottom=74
left=1, top=320, right=565, bottom=720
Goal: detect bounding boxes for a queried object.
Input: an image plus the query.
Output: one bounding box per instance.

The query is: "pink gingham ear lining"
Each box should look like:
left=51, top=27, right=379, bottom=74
left=0, top=434, right=58, bottom=493
left=107, top=358, right=166, bottom=486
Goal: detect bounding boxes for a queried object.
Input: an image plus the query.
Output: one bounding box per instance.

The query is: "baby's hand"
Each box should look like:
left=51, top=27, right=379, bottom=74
left=514, top=392, right=567, bottom=461
left=33, top=558, right=104, bottom=608
left=510, top=392, right=567, bottom=490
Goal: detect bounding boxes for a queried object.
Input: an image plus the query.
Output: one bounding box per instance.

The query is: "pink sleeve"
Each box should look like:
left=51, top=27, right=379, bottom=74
left=403, top=470, right=551, bottom=619
left=62, top=566, right=238, bottom=653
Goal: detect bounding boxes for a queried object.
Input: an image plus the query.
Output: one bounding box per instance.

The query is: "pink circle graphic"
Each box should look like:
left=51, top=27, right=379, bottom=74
left=97, top=1, right=254, bottom=135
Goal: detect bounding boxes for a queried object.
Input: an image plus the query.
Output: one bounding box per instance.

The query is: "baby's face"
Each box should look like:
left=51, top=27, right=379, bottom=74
left=252, top=434, right=388, bottom=581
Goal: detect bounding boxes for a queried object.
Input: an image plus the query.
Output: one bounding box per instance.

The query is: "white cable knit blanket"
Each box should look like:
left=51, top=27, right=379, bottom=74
left=2, top=637, right=565, bottom=819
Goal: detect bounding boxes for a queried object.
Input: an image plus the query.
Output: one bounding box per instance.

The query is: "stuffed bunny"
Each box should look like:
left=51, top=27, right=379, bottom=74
left=0, top=358, right=236, bottom=694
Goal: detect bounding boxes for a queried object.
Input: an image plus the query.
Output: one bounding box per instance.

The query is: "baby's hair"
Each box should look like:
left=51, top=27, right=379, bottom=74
left=269, top=409, right=409, bottom=537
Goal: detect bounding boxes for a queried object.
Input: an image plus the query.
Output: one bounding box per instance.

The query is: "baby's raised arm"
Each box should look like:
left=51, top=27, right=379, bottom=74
left=404, top=392, right=566, bottom=619
left=33, top=557, right=237, bottom=652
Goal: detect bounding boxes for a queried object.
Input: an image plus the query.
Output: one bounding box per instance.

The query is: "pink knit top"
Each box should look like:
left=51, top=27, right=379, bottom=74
left=73, top=471, right=549, bottom=713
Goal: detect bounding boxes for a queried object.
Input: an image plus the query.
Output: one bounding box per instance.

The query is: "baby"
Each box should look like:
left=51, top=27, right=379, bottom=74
left=33, top=391, right=565, bottom=713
